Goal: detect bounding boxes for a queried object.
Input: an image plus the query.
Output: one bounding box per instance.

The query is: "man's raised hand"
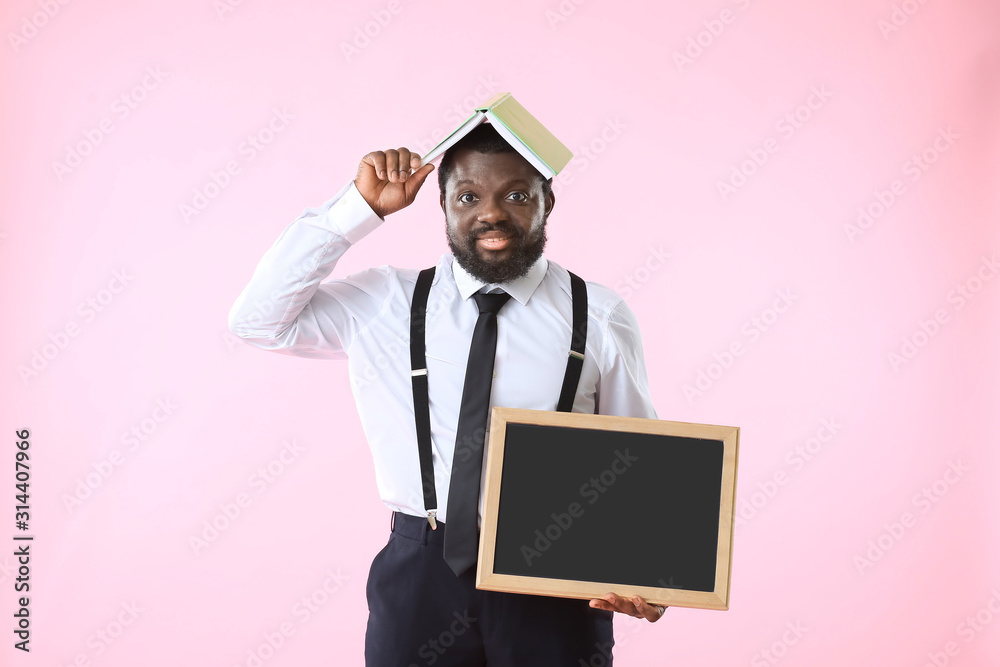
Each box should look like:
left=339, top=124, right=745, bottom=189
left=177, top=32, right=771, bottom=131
left=355, top=148, right=435, bottom=219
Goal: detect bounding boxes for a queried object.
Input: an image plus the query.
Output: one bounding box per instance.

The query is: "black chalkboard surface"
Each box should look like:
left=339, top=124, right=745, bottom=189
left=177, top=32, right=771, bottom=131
left=476, top=408, right=739, bottom=611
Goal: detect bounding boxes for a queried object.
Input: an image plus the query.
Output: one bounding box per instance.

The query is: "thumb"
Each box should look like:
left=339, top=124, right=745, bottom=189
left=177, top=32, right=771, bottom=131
left=405, top=163, right=435, bottom=199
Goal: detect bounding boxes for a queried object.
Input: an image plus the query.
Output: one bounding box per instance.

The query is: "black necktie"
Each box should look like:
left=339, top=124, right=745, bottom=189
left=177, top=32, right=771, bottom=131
left=443, top=290, right=512, bottom=576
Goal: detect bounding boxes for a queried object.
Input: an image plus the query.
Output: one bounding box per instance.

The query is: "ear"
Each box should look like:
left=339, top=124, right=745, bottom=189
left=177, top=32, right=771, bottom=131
left=544, top=188, right=555, bottom=219
left=440, top=191, right=446, bottom=214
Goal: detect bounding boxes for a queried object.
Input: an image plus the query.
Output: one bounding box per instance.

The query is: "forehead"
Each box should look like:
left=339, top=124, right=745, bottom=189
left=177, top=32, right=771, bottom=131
left=445, top=148, right=543, bottom=190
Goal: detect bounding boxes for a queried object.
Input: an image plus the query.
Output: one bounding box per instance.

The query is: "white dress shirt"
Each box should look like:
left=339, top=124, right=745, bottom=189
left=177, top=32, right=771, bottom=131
left=228, top=180, right=658, bottom=524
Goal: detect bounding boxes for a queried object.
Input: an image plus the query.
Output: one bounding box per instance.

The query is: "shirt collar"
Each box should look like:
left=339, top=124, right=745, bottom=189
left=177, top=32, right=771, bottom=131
left=451, top=255, right=548, bottom=306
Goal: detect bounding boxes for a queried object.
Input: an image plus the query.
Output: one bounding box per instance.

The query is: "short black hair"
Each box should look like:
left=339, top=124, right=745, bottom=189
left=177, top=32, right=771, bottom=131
left=437, top=123, right=553, bottom=198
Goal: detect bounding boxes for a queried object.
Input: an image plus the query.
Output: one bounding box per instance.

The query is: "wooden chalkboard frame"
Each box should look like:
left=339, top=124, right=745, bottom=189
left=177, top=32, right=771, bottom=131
left=476, top=407, right=739, bottom=611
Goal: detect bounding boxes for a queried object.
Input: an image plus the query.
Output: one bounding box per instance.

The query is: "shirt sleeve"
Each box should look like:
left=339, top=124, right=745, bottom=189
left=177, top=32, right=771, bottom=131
left=227, top=180, right=389, bottom=360
left=595, top=298, right=659, bottom=419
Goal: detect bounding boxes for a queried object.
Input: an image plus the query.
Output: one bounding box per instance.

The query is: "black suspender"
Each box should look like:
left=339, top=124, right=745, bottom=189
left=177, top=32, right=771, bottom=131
left=408, top=266, right=588, bottom=527
left=557, top=271, right=588, bottom=413
left=410, top=268, right=438, bottom=527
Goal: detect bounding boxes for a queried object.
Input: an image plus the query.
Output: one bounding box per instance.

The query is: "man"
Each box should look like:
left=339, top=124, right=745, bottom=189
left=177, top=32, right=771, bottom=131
left=229, top=123, right=664, bottom=666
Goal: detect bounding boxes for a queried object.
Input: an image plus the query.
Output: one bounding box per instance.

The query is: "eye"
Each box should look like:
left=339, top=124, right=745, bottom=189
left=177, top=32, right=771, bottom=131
left=458, top=193, right=477, bottom=204
left=507, top=191, right=529, bottom=203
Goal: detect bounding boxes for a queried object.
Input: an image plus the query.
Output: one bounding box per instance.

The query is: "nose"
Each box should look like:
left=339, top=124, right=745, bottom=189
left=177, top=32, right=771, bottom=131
left=476, top=195, right=507, bottom=224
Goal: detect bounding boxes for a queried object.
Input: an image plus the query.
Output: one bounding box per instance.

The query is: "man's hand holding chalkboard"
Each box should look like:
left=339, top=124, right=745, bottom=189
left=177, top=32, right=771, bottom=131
left=590, top=593, right=668, bottom=623
left=355, top=148, right=435, bottom=219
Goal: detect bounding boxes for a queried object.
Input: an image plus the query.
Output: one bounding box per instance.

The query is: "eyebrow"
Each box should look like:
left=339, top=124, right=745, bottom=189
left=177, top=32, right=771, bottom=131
left=452, top=178, right=533, bottom=189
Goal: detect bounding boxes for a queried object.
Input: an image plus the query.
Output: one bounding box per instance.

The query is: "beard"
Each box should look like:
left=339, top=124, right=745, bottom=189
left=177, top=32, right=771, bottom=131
left=447, top=219, right=547, bottom=284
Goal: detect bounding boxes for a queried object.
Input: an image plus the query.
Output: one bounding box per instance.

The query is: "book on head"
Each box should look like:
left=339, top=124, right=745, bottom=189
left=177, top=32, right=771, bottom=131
left=418, top=92, right=573, bottom=179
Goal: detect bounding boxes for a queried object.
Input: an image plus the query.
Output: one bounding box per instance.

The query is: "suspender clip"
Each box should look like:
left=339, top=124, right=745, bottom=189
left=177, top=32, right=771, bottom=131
left=427, top=510, right=438, bottom=530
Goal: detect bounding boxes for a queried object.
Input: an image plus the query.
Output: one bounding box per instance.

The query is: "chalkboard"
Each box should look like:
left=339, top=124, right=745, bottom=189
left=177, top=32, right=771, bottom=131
left=476, top=408, right=739, bottom=611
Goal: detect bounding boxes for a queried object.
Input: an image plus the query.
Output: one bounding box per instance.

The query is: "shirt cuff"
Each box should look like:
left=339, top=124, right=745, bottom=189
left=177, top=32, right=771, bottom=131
left=323, top=181, right=385, bottom=245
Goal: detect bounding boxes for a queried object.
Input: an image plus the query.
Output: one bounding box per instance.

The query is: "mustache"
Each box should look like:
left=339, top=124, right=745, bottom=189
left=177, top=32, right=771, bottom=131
left=470, top=222, right=523, bottom=240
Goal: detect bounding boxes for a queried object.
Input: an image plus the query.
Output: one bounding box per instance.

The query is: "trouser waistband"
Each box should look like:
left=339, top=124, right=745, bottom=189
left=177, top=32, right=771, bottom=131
left=391, top=511, right=447, bottom=544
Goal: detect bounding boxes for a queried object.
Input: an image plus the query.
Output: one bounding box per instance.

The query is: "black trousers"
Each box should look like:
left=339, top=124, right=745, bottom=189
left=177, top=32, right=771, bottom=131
left=364, top=512, right=615, bottom=667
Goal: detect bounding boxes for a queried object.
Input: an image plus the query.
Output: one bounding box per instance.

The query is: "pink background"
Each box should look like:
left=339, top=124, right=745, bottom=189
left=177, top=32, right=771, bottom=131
left=3, top=0, right=999, bottom=665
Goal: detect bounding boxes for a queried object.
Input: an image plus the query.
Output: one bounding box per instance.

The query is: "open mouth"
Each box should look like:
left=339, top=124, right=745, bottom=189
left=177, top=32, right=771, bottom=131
left=473, top=224, right=521, bottom=252
left=476, top=235, right=512, bottom=251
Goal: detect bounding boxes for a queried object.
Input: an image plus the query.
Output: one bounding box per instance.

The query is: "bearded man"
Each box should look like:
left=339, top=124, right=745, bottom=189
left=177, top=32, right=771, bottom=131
left=229, top=123, right=664, bottom=666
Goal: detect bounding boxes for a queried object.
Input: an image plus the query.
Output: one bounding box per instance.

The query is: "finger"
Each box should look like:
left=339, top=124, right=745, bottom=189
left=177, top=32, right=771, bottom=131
left=409, top=152, right=423, bottom=173
left=396, top=147, right=412, bottom=181
left=363, top=151, right=387, bottom=180
left=630, top=595, right=665, bottom=623
left=385, top=149, right=400, bottom=182
left=610, top=593, right=640, bottom=617
left=404, top=163, right=435, bottom=198
left=589, top=599, right=625, bottom=617
left=595, top=593, right=639, bottom=618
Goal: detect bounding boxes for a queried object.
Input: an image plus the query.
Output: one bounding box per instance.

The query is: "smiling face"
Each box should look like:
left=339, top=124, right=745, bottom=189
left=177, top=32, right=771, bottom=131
left=440, top=148, right=555, bottom=284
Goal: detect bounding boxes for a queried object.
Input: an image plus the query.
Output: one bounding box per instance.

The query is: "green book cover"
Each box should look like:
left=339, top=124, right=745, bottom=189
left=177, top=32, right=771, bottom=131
left=419, top=92, right=572, bottom=179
